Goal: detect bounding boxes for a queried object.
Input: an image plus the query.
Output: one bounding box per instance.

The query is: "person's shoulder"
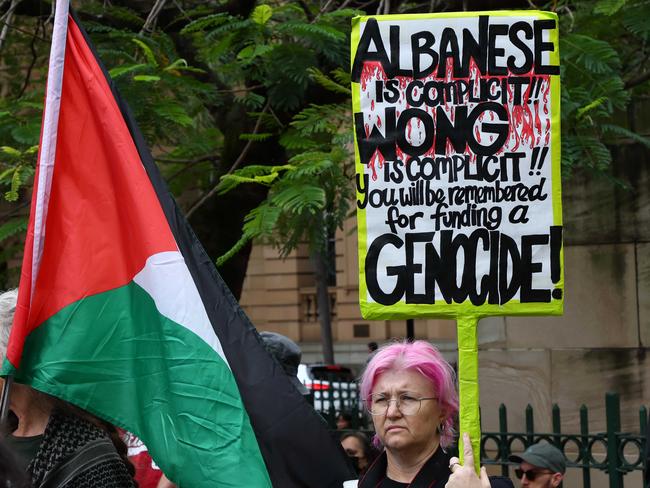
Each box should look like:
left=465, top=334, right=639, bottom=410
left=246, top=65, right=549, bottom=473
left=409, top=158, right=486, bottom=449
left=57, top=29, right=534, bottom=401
left=488, top=475, right=515, bottom=488
left=66, top=459, right=135, bottom=488
left=51, top=410, right=108, bottom=442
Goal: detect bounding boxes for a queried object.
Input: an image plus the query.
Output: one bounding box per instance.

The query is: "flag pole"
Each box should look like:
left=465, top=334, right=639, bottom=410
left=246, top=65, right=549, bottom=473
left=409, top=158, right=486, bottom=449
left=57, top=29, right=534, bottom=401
left=0, top=374, right=13, bottom=435
left=457, top=314, right=481, bottom=474
left=0, top=0, right=68, bottom=439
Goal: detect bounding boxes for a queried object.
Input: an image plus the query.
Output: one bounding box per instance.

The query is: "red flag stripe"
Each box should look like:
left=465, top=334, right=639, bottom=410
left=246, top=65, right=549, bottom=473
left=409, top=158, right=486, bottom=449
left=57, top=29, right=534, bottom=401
left=7, top=12, right=177, bottom=367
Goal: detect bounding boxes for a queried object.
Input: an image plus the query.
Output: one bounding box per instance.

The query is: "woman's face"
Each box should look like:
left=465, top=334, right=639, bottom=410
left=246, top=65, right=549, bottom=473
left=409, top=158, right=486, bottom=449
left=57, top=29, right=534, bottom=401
left=370, top=369, right=444, bottom=456
left=341, top=436, right=368, bottom=471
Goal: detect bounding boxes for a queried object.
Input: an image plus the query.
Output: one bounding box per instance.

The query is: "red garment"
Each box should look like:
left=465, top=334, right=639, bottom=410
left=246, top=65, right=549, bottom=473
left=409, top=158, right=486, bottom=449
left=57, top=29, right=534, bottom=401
left=122, top=431, right=163, bottom=488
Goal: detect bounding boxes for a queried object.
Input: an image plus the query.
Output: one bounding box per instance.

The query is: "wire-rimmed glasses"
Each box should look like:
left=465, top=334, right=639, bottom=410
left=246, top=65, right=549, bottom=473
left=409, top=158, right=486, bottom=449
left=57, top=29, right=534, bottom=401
left=365, top=393, right=437, bottom=416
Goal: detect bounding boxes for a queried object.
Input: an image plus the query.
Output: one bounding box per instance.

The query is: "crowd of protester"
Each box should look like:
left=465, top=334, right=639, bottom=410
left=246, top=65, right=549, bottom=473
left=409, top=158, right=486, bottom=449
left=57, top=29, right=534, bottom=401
left=0, top=286, right=568, bottom=488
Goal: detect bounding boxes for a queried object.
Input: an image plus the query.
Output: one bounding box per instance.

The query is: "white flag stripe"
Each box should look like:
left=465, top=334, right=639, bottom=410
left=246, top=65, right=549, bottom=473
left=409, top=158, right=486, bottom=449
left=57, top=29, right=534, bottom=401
left=133, top=251, right=230, bottom=368
left=31, top=0, right=70, bottom=300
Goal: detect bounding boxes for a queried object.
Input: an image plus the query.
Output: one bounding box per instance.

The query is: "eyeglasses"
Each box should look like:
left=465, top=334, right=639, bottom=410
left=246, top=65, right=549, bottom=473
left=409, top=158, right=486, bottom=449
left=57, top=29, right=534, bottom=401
left=514, top=468, right=553, bottom=481
left=365, top=393, right=437, bottom=416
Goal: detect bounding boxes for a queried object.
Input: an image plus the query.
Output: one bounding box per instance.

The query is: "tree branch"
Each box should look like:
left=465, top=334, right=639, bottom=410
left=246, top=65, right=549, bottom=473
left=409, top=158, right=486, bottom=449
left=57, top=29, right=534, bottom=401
left=0, top=19, right=47, bottom=42
left=216, top=83, right=264, bottom=94
left=18, top=17, right=42, bottom=97
left=185, top=101, right=270, bottom=219
left=140, top=0, right=167, bottom=34
left=157, top=154, right=220, bottom=165
left=0, top=0, right=20, bottom=54
left=164, top=155, right=220, bottom=182
left=624, top=71, right=650, bottom=90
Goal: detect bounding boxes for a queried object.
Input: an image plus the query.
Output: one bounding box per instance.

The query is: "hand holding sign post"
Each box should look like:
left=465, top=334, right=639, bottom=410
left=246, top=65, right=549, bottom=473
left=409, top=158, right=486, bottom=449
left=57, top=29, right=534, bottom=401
left=351, top=11, right=562, bottom=471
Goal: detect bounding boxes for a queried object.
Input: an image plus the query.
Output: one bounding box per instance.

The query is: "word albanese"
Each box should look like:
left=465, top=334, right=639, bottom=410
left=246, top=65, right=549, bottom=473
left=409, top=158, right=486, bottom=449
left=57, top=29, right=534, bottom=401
left=352, top=16, right=559, bottom=82
left=365, top=227, right=563, bottom=306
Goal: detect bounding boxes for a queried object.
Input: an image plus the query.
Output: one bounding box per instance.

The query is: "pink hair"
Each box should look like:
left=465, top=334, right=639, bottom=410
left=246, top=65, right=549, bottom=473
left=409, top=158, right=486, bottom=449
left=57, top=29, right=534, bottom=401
left=360, top=340, right=458, bottom=448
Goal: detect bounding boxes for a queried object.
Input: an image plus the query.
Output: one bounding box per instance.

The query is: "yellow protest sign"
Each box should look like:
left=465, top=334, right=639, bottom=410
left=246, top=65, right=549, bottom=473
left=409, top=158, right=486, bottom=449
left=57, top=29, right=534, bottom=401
left=351, top=10, right=562, bottom=471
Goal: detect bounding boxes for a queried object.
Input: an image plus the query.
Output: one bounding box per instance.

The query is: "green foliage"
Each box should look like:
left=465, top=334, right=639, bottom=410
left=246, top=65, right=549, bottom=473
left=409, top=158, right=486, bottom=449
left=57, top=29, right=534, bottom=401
left=217, top=98, right=353, bottom=262
left=251, top=5, right=273, bottom=25
left=562, top=34, right=621, bottom=74
left=594, top=0, right=626, bottom=15
left=0, top=1, right=223, bottom=288
left=308, top=68, right=351, bottom=95
left=0, top=218, right=28, bottom=242
left=185, top=2, right=354, bottom=115
left=217, top=143, right=352, bottom=263
left=180, top=13, right=230, bottom=34
left=557, top=0, right=650, bottom=177
left=0, top=144, right=37, bottom=202
left=0, top=0, right=646, bottom=287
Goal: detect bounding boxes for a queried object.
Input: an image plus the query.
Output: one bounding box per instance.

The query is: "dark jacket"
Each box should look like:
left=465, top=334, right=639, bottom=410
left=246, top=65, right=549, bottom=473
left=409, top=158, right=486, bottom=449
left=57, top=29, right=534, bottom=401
left=358, top=448, right=514, bottom=488
left=28, top=411, right=135, bottom=488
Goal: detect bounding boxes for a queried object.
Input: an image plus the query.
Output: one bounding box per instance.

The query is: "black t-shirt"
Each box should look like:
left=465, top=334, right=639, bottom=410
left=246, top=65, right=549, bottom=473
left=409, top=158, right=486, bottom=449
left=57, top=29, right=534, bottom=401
left=359, top=448, right=515, bottom=488
left=5, top=433, right=43, bottom=471
left=359, top=447, right=450, bottom=488
left=380, top=478, right=410, bottom=488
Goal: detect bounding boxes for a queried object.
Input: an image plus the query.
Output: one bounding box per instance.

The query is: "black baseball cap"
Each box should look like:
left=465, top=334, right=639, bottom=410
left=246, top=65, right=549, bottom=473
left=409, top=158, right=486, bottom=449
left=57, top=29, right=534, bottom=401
left=509, top=442, right=566, bottom=474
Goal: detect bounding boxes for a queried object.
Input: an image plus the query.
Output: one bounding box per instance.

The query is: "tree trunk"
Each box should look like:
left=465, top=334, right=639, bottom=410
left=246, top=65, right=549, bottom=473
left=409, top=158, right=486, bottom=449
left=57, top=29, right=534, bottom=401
left=311, top=250, right=334, bottom=364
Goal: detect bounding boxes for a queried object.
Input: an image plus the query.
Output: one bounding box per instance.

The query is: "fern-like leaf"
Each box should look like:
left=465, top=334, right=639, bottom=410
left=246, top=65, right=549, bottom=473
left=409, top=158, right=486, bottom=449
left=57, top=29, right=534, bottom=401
left=308, top=68, right=351, bottom=95
left=216, top=233, right=252, bottom=267
left=154, top=102, right=194, bottom=127
left=271, top=183, right=326, bottom=214
left=276, top=21, right=346, bottom=43
left=5, top=165, right=21, bottom=201
left=0, top=146, right=21, bottom=158
left=594, top=0, right=627, bottom=15
left=279, top=129, right=320, bottom=151
left=109, top=63, right=149, bottom=78
left=239, top=132, right=274, bottom=142
left=576, top=97, right=608, bottom=120
left=562, top=34, right=620, bottom=74
left=180, top=13, right=230, bottom=34
left=602, top=123, right=650, bottom=147
left=622, top=3, right=650, bottom=40
left=331, top=68, right=351, bottom=86
left=205, top=20, right=253, bottom=42
left=132, top=38, right=159, bottom=67
left=0, top=217, right=28, bottom=242
left=251, top=5, right=273, bottom=25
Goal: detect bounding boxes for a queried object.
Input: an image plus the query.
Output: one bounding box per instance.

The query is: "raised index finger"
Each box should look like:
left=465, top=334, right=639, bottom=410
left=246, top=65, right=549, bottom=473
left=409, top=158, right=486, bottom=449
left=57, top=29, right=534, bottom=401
left=462, top=432, right=475, bottom=470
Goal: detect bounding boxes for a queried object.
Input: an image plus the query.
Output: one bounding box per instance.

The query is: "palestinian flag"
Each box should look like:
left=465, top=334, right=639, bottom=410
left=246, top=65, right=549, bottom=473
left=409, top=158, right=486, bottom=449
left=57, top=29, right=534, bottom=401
left=1, top=1, right=355, bottom=486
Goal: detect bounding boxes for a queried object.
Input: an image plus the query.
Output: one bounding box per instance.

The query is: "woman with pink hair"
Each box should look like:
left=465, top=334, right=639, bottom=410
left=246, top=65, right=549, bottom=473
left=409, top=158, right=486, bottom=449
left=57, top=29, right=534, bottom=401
left=357, top=340, right=512, bottom=488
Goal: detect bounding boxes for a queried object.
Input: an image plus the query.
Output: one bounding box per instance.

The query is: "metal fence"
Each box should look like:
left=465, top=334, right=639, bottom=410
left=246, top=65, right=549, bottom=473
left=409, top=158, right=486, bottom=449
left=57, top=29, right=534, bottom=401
left=314, top=389, right=648, bottom=488
left=481, top=393, right=648, bottom=488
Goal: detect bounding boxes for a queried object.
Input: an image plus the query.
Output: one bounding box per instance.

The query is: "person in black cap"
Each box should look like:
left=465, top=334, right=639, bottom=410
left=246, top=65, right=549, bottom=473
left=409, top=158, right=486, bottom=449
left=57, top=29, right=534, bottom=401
left=508, top=442, right=566, bottom=487
left=259, top=331, right=309, bottom=396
